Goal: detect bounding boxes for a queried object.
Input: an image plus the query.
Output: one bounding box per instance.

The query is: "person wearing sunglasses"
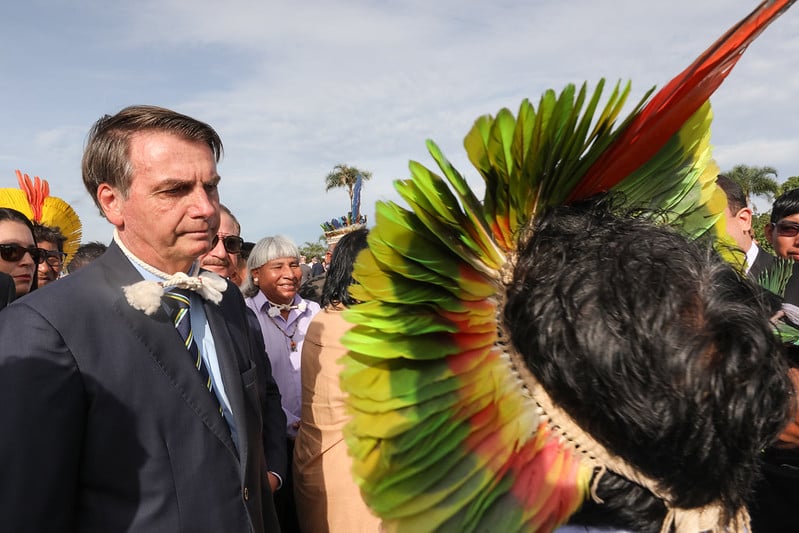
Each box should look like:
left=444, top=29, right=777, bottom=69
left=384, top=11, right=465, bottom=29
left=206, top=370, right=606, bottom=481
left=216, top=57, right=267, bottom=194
left=766, top=188, right=799, bottom=262
left=32, top=224, right=68, bottom=287
left=750, top=186, right=799, bottom=531
left=199, top=204, right=245, bottom=283
left=0, top=207, right=45, bottom=297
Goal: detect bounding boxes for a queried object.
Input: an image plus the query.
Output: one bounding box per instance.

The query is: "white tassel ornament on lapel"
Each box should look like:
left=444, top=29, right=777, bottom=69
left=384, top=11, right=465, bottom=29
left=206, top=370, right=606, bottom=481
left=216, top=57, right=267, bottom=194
left=114, top=229, right=228, bottom=315
left=123, top=272, right=228, bottom=315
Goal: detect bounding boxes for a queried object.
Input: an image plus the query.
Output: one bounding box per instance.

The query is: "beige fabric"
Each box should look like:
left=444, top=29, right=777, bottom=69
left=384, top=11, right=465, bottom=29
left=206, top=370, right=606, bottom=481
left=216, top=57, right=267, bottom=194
left=293, top=307, right=381, bottom=533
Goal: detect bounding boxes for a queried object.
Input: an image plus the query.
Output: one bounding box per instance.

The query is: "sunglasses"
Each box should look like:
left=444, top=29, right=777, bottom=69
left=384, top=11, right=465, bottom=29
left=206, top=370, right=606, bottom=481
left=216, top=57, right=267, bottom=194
left=774, top=221, right=799, bottom=238
left=42, top=250, right=68, bottom=269
left=211, top=234, right=244, bottom=254
left=0, top=243, right=46, bottom=264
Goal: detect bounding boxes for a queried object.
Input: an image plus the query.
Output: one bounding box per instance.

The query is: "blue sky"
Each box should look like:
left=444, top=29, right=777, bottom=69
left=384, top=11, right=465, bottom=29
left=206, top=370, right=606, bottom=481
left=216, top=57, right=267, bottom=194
left=2, top=0, right=797, bottom=246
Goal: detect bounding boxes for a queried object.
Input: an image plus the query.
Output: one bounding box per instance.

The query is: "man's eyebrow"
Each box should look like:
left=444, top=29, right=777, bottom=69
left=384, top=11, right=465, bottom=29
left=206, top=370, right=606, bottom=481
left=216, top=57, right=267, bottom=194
left=157, top=178, right=192, bottom=189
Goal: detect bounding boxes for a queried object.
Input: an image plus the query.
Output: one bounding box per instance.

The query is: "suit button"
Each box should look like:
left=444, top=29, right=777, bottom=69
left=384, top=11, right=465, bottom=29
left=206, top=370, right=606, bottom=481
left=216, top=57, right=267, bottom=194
left=243, top=487, right=249, bottom=501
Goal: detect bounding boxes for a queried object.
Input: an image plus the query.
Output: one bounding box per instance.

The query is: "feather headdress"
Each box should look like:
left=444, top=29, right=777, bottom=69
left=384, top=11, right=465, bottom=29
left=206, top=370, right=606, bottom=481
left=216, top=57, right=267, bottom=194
left=321, top=173, right=368, bottom=245
left=0, top=170, right=82, bottom=266
left=339, top=2, right=795, bottom=532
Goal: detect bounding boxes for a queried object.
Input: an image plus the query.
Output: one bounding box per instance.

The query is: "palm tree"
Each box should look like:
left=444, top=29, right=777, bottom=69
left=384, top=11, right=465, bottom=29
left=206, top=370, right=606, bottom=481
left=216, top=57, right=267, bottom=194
left=778, top=175, right=799, bottom=196
left=724, top=164, right=779, bottom=208
left=324, top=164, right=372, bottom=205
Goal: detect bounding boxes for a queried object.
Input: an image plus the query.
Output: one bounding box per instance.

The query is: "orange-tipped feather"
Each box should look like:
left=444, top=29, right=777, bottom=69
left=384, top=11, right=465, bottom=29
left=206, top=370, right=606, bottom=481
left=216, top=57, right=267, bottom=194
left=569, top=0, right=795, bottom=201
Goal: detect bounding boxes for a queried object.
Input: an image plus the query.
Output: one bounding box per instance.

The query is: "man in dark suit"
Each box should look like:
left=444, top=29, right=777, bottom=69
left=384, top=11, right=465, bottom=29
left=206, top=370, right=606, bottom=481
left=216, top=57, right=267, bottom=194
left=716, top=174, right=775, bottom=280
left=748, top=187, right=799, bottom=532
left=0, top=105, right=285, bottom=532
left=763, top=189, right=799, bottom=306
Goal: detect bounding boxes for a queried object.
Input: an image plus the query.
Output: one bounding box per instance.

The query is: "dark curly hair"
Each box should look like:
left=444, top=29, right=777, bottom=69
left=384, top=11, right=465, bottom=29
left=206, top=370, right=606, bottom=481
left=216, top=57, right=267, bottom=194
left=504, top=198, right=794, bottom=532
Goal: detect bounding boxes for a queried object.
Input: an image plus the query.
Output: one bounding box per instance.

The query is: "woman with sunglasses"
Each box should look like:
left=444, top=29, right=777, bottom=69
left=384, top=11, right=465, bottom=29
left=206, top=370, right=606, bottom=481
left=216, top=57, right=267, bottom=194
left=0, top=208, right=44, bottom=297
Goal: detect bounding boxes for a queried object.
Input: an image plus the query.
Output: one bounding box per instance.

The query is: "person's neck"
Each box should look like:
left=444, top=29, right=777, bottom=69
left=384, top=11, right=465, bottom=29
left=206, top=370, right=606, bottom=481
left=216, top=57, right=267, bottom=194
left=114, top=230, right=195, bottom=277
left=267, top=295, right=297, bottom=318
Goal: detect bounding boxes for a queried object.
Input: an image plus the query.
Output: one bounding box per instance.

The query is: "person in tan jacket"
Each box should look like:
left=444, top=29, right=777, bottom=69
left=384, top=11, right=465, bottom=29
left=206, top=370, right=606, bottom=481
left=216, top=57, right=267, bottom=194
left=293, top=227, right=381, bottom=532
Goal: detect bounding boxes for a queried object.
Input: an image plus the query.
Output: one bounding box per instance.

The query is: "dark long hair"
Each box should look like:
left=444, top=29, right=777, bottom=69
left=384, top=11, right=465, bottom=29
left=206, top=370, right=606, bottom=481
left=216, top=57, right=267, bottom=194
left=321, top=228, right=369, bottom=308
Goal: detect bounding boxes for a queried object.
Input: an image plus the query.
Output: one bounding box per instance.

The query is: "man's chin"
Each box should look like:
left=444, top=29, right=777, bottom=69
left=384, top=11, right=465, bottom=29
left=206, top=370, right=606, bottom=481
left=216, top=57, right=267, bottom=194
left=280, top=289, right=298, bottom=302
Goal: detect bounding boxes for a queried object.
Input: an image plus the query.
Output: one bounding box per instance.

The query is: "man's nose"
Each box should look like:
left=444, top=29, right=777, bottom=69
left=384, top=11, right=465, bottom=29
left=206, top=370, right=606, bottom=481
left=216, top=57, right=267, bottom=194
left=190, top=188, right=218, bottom=219
left=209, top=236, right=228, bottom=257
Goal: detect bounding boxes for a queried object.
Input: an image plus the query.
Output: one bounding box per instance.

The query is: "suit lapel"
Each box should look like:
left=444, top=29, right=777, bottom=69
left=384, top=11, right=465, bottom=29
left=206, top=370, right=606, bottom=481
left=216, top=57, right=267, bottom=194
left=749, top=249, right=775, bottom=281
left=103, top=244, right=237, bottom=454
left=205, top=298, right=251, bottom=468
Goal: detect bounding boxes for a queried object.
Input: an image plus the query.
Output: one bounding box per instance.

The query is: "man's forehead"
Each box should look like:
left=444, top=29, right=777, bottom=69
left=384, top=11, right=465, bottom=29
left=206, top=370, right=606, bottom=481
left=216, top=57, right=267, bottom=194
left=218, top=211, right=239, bottom=235
left=38, top=240, right=61, bottom=251
left=778, top=213, right=799, bottom=225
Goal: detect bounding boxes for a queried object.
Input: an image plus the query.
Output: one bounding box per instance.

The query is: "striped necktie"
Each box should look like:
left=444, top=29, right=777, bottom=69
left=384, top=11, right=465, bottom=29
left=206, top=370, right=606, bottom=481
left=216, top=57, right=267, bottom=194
left=164, top=288, right=221, bottom=414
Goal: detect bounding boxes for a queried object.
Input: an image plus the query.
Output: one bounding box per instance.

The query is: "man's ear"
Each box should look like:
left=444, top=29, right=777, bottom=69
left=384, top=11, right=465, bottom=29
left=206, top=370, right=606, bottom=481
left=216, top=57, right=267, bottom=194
left=765, top=221, right=775, bottom=244
left=97, top=184, right=124, bottom=227
left=737, top=207, right=753, bottom=232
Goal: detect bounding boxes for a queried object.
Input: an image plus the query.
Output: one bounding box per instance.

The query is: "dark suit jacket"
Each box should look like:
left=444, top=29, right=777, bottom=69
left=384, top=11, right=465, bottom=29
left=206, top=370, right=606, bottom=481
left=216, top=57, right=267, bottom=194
left=0, top=271, right=14, bottom=310
left=748, top=247, right=776, bottom=282
left=779, top=261, right=799, bottom=309
left=0, top=242, right=285, bottom=532
left=310, top=262, right=325, bottom=278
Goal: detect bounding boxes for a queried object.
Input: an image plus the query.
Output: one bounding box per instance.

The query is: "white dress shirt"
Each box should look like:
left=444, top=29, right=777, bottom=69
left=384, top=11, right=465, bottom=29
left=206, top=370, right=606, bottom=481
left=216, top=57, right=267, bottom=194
left=744, top=242, right=760, bottom=274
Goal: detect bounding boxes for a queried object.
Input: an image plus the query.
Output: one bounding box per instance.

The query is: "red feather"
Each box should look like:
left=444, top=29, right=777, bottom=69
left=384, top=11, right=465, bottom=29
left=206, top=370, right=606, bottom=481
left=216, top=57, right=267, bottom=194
left=15, top=169, right=49, bottom=222
left=568, top=0, right=795, bottom=201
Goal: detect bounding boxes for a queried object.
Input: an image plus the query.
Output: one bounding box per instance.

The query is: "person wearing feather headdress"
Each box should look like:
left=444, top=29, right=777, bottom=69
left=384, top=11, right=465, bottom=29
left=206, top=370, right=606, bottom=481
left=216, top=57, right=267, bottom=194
left=0, top=170, right=82, bottom=274
left=508, top=198, right=793, bottom=533
left=336, top=2, right=797, bottom=532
